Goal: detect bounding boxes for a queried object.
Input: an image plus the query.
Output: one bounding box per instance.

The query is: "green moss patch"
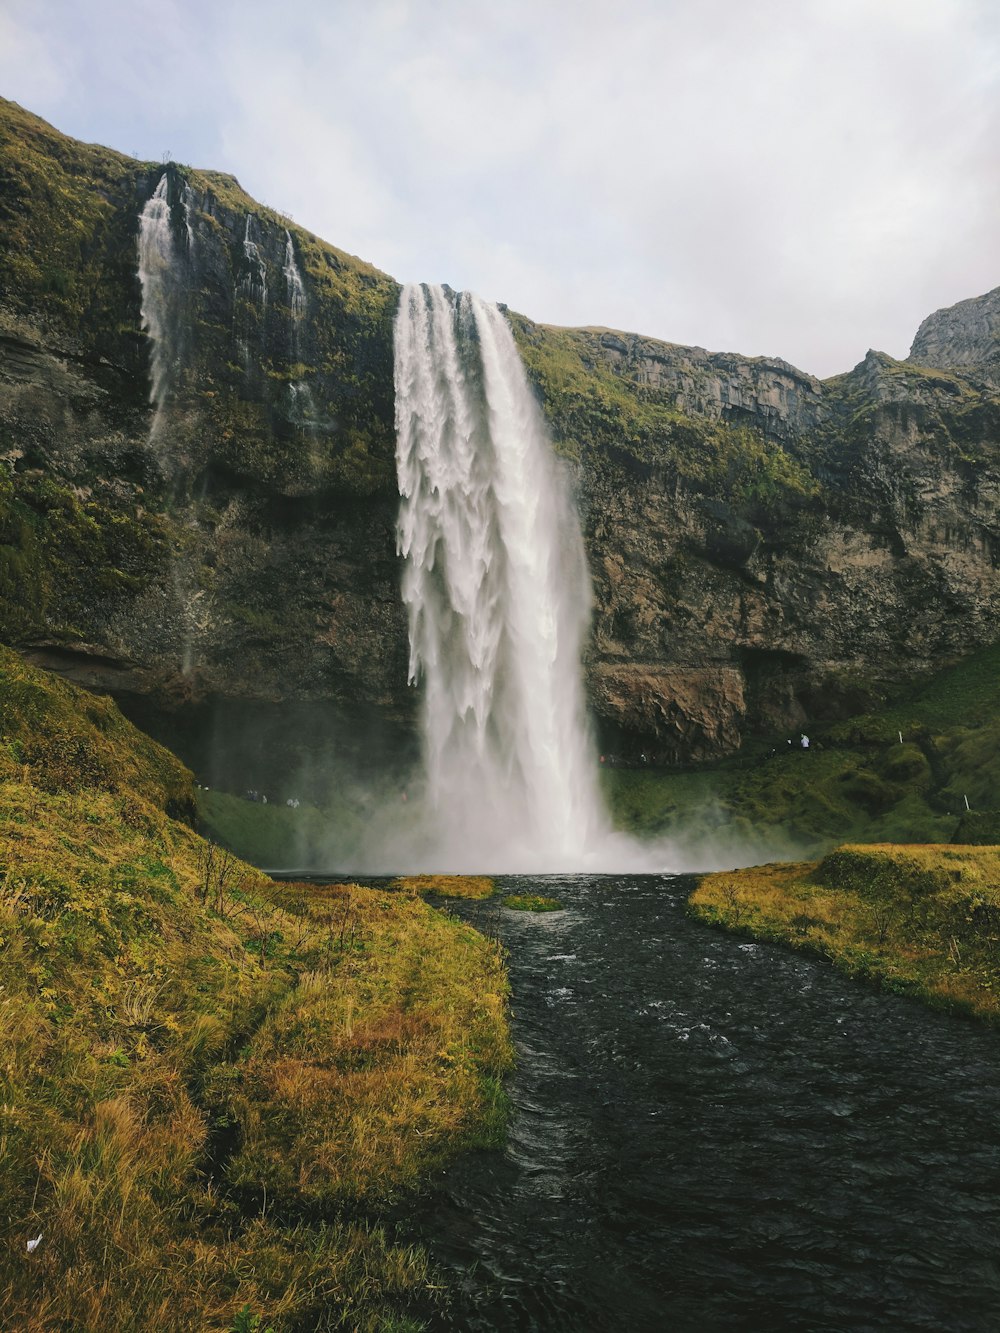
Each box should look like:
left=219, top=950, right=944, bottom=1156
left=503, top=893, right=564, bottom=912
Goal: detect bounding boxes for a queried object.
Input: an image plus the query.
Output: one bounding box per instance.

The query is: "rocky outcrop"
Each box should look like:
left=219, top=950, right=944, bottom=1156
left=0, top=99, right=408, bottom=746
left=908, top=286, right=1000, bottom=387
left=577, top=328, right=829, bottom=441
left=1, top=98, right=999, bottom=772
left=500, top=303, right=1000, bottom=758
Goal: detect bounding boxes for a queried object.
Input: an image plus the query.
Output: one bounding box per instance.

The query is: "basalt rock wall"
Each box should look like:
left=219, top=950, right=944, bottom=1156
left=1, top=98, right=999, bottom=768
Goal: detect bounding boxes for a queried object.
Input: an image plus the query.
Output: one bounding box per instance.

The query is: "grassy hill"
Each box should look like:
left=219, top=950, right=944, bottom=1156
left=0, top=648, right=511, bottom=1331
left=603, top=638, right=1000, bottom=864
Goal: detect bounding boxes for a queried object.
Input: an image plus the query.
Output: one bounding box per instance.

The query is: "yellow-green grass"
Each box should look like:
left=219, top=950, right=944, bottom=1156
left=691, top=844, right=1000, bottom=1021
left=0, top=643, right=192, bottom=814
left=503, top=894, right=564, bottom=912
left=391, top=874, right=496, bottom=900
left=221, top=881, right=511, bottom=1212
left=0, top=655, right=512, bottom=1330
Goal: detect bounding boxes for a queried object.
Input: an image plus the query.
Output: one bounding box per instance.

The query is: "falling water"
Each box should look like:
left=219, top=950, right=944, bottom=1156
left=137, top=173, right=200, bottom=674
left=283, top=230, right=306, bottom=322
left=282, top=230, right=314, bottom=420
left=394, top=283, right=647, bottom=871
left=240, top=214, right=268, bottom=307
left=137, top=175, right=184, bottom=440
left=234, top=214, right=268, bottom=371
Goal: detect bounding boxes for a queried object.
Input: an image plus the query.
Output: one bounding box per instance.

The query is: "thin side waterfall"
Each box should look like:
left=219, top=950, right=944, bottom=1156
left=137, top=175, right=184, bottom=441
left=283, top=229, right=314, bottom=420
left=137, top=173, right=199, bottom=675
left=395, top=283, right=649, bottom=871
left=235, top=213, right=268, bottom=370
left=240, top=214, right=268, bottom=307
left=283, top=230, right=306, bottom=323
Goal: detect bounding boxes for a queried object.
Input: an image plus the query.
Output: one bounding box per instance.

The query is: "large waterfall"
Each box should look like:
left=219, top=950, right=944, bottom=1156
left=395, top=283, right=639, bottom=871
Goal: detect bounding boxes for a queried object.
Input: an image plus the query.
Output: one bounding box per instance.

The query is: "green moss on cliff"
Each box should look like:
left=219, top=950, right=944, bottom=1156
left=0, top=643, right=191, bottom=813
left=0, top=97, right=147, bottom=369
left=605, top=639, right=1000, bottom=858
left=0, top=467, right=167, bottom=643
left=507, top=311, right=819, bottom=538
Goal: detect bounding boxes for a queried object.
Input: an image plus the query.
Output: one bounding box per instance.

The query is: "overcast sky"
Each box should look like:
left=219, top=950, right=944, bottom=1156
left=1, top=0, right=998, bottom=376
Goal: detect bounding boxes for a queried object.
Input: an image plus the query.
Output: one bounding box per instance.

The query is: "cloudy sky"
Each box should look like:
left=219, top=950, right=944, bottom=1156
left=1, top=0, right=997, bottom=376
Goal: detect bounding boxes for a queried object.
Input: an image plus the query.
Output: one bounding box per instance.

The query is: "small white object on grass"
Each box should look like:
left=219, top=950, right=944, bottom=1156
left=26, top=1234, right=42, bottom=1253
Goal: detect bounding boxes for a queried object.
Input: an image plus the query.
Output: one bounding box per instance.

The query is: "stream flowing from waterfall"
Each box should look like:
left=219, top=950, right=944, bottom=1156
left=394, top=283, right=647, bottom=872
left=406, top=874, right=1000, bottom=1331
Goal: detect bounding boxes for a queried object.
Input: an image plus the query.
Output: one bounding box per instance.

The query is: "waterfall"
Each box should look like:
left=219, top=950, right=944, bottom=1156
left=282, top=229, right=314, bottom=420
left=137, top=173, right=200, bottom=675
left=137, top=175, right=184, bottom=440
left=283, top=230, right=306, bottom=323
left=395, top=283, right=635, bottom=871
left=240, top=214, right=268, bottom=307
left=234, top=213, right=268, bottom=371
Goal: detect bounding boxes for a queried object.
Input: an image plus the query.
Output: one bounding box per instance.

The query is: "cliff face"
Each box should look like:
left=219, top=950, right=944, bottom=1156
left=0, top=99, right=409, bottom=742
left=1, top=99, right=998, bottom=769
left=908, top=286, right=1000, bottom=387
left=506, top=313, right=1000, bottom=761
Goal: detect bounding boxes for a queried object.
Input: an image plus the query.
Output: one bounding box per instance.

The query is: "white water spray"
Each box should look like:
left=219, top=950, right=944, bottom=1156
left=283, top=230, right=306, bottom=323
left=394, top=283, right=651, bottom=871
left=137, top=176, right=184, bottom=439
left=282, top=230, right=314, bottom=420
left=240, top=214, right=268, bottom=307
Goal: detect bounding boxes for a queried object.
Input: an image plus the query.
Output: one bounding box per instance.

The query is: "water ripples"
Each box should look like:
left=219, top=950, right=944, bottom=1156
left=411, top=874, right=1000, bottom=1331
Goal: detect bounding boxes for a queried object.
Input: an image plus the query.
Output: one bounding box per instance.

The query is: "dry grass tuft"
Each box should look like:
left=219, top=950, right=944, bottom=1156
left=391, top=874, right=495, bottom=900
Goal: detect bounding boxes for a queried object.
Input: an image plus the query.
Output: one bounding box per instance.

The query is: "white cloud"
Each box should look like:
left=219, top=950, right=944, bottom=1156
left=1, top=0, right=997, bottom=375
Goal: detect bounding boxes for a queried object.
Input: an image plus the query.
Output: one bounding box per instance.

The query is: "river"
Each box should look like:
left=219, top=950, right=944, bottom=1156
left=409, top=873, right=1000, bottom=1331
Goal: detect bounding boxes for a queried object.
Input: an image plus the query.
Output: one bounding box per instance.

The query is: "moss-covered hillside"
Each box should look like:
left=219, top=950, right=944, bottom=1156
left=0, top=650, right=512, bottom=1330
left=604, top=638, right=1000, bottom=862
left=0, top=643, right=192, bottom=811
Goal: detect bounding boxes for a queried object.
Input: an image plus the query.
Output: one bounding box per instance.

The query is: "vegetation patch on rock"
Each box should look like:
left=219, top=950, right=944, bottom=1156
left=503, top=893, right=564, bottom=912
left=391, top=874, right=495, bottom=900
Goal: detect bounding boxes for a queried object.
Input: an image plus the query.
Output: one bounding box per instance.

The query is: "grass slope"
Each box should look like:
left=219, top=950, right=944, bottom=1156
left=691, top=844, right=1000, bottom=1021
left=0, top=652, right=512, bottom=1331
left=603, top=638, right=1000, bottom=860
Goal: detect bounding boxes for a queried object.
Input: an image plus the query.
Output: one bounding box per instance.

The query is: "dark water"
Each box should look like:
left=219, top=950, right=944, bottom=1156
left=410, top=874, right=1000, bottom=1332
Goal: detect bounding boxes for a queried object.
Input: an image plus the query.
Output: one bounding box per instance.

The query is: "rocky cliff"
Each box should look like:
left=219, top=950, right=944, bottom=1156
left=1, top=98, right=998, bottom=776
